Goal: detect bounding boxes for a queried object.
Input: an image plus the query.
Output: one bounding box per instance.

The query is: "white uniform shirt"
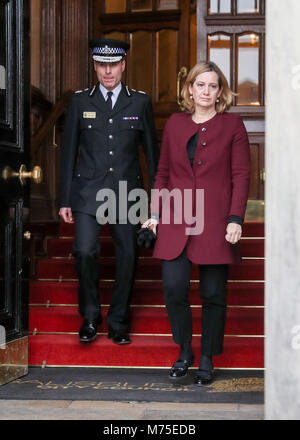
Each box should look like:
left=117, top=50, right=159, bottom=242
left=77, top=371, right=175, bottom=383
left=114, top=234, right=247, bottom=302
left=99, top=82, right=122, bottom=109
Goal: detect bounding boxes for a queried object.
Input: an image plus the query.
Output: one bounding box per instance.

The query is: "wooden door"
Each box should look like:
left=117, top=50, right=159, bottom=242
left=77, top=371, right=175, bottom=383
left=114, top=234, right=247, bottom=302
left=0, top=0, right=34, bottom=385
left=93, top=0, right=196, bottom=188
left=94, top=0, right=196, bottom=136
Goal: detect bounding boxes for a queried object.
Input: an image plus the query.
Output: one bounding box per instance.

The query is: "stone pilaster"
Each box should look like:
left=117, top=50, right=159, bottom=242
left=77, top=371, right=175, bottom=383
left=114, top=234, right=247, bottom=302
left=265, top=0, right=300, bottom=420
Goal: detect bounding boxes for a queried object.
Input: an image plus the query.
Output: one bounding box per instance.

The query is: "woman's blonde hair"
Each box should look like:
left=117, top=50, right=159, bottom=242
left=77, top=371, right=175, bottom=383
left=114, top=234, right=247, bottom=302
left=181, top=61, right=235, bottom=114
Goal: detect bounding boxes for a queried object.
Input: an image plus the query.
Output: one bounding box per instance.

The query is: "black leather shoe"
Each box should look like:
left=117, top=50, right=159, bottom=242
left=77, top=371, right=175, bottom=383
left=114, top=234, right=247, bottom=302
left=79, top=318, right=101, bottom=342
left=194, top=355, right=214, bottom=385
left=108, top=328, right=131, bottom=345
left=169, top=356, right=195, bottom=380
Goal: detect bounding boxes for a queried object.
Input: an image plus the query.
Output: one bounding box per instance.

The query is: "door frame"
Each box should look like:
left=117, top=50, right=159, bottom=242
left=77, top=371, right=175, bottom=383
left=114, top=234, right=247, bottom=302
left=0, top=0, right=30, bottom=386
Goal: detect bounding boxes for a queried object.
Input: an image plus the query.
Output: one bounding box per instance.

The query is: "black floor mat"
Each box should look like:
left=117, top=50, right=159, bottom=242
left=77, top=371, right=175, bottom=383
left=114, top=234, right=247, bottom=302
left=0, top=367, right=264, bottom=404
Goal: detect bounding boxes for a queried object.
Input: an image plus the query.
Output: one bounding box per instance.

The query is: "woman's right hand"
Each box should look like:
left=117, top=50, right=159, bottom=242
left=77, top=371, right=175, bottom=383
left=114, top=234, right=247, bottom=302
left=141, top=218, right=158, bottom=235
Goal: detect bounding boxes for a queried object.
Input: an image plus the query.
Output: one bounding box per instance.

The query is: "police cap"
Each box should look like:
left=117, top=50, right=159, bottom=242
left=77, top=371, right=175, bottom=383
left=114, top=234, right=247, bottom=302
left=89, top=38, right=130, bottom=63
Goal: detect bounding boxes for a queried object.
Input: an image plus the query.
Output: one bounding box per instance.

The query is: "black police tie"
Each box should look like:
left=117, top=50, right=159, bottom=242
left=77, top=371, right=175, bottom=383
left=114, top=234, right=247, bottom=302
left=106, top=91, right=113, bottom=110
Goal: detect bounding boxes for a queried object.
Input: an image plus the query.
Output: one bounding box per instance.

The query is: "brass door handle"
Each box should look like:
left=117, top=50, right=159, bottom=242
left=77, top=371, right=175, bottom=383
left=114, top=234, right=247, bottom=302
left=24, top=231, right=31, bottom=240
left=259, top=168, right=266, bottom=182
left=2, top=164, right=43, bottom=185
left=177, top=66, right=188, bottom=110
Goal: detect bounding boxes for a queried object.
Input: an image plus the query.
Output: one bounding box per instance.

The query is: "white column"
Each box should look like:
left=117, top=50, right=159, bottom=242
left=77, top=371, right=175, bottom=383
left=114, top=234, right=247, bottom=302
left=266, top=0, right=300, bottom=419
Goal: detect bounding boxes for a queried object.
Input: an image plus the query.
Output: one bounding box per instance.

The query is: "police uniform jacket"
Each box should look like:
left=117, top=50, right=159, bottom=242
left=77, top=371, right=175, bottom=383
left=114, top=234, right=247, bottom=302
left=60, top=83, right=159, bottom=217
left=151, top=111, right=251, bottom=265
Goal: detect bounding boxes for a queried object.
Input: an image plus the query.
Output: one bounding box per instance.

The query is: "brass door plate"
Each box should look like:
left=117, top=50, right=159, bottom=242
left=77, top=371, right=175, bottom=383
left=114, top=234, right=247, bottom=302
left=0, top=336, right=28, bottom=386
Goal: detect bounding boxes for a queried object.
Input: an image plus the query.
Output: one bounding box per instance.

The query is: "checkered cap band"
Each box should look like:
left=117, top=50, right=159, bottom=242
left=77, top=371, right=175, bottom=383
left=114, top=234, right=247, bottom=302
left=92, top=55, right=123, bottom=63
left=93, top=46, right=126, bottom=56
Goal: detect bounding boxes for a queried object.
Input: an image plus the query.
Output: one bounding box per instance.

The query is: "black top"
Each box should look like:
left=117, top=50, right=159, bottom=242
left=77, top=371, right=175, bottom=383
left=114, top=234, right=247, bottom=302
left=187, top=131, right=199, bottom=167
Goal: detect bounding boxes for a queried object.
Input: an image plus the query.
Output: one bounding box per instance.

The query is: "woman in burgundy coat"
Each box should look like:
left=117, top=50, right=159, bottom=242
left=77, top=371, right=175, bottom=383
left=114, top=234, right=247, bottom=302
left=143, top=61, right=250, bottom=385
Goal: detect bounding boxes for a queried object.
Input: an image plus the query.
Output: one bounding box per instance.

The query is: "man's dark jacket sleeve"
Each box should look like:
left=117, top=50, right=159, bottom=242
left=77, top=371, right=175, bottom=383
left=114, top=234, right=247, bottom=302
left=60, top=94, right=80, bottom=207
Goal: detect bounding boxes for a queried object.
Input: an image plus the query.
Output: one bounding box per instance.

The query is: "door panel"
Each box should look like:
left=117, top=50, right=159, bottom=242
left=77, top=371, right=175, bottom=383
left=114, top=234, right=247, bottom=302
left=97, top=0, right=193, bottom=132
left=96, top=0, right=193, bottom=190
left=0, top=0, right=30, bottom=386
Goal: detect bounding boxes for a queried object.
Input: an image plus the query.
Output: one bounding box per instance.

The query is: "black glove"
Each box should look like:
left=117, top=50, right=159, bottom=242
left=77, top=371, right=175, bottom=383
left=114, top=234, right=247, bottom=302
left=137, top=227, right=156, bottom=249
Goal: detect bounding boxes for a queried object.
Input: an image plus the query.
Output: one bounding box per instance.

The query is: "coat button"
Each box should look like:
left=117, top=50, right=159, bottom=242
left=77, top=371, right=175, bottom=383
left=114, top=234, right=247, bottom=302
left=109, top=151, right=114, bottom=156
left=109, top=167, right=114, bottom=172
left=202, top=141, right=207, bottom=146
left=88, top=125, right=92, bottom=129
left=109, top=134, right=113, bottom=139
left=109, top=118, right=113, bottom=124
left=197, top=160, right=202, bottom=165
left=202, top=127, right=206, bottom=132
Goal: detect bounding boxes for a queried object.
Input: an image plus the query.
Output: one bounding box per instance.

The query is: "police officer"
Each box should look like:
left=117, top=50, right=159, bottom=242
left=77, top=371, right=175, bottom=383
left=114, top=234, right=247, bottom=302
left=59, top=38, right=159, bottom=345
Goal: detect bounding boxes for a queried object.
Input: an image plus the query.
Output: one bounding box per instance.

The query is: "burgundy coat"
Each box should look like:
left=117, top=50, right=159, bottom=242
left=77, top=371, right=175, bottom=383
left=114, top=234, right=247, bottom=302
left=151, top=112, right=251, bottom=265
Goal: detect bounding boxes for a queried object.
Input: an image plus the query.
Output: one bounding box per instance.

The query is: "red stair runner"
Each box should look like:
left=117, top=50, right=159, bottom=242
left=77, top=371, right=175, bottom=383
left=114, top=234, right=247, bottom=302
left=30, top=280, right=264, bottom=306
left=29, top=221, right=265, bottom=368
left=29, top=305, right=264, bottom=335
left=29, top=335, right=263, bottom=369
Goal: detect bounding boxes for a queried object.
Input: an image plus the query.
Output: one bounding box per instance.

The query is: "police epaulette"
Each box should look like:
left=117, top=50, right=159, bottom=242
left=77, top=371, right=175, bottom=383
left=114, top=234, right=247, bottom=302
left=128, top=88, right=146, bottom=95
left=125, top=85, right=132, bottom=97
left=75, top=88, right=89, bottom=94
left=89, top=85, right=97, bottom=97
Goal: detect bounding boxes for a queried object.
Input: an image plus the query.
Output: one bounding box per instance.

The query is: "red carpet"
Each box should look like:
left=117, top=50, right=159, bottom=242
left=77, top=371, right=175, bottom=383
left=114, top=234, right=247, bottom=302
left=30, top=280, right=264, bottom=306
left=36, top=257, right=264, bottom=281
left=28, top=334, right=264, bottom=368
left=29, top=305, right=264, bottom=335
left=29, top=221, right=264, bottom=368
left=47, top=236, right=264, bottom=258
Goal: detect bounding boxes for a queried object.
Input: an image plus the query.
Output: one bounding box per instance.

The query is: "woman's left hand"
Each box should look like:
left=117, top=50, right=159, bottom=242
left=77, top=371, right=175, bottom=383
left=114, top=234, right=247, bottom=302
left=225, top=223, right=242, bottom=244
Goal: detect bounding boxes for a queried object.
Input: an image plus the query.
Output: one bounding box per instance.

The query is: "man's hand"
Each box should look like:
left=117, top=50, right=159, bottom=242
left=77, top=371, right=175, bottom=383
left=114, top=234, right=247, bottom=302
left=59, top=207, right=74, bottom=223
left=225, top=223, right=242, bottom=244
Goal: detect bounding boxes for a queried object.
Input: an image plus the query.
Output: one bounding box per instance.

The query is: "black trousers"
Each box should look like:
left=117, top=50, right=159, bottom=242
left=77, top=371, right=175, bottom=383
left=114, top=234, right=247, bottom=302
left=162, top=248, right=228, bottom=357
left=73, top=212, right=138, bottom=332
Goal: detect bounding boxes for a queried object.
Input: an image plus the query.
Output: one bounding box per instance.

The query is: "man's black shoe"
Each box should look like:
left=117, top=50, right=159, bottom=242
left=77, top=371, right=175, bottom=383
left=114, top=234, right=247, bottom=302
left=194, top=355, right=214, bottom=385
left=108, top=327, right=131, bottom=345
left=79, top=318, right=101, bottom=342
left=169, top=356, right=195, bottom=380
